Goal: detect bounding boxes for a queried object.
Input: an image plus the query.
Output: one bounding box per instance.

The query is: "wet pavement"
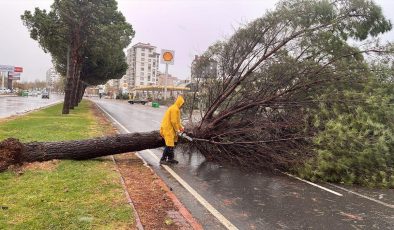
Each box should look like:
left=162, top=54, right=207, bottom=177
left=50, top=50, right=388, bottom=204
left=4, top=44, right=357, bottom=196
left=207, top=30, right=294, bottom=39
left=93, top=98, right=394, bottom=230
left=0, top=94, right=63, bottom=119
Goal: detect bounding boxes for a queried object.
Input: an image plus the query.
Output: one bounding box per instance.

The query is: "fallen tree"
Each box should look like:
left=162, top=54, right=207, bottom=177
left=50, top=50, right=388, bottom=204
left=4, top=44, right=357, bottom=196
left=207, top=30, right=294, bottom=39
left=0, top=131, right=164, bottom=171
left=1, top=0, right=393, bottom=179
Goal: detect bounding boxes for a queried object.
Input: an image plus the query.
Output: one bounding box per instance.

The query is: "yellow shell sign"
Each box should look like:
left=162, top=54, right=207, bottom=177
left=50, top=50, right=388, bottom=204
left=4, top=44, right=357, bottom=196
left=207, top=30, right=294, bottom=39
left=163, top=52, right=173, bottom=62
left=161, top=49, right=175, bottom=65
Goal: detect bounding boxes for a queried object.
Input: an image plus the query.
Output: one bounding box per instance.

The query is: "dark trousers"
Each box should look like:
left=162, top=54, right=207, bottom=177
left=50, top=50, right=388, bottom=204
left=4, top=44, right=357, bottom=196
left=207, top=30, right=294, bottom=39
left=161, top=146, right=174, bottom=161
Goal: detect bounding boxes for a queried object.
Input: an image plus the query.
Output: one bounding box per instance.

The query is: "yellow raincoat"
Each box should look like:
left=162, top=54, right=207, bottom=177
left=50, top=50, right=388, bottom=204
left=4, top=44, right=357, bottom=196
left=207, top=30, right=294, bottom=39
left=160, top=96, right=184, bottom=147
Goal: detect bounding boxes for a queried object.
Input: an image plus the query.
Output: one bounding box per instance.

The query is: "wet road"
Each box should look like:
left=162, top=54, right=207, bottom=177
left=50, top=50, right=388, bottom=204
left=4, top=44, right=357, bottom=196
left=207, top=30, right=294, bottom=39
left=0, top=95, right=63, bottom=119
left=93, top=98, right=394, bottom=230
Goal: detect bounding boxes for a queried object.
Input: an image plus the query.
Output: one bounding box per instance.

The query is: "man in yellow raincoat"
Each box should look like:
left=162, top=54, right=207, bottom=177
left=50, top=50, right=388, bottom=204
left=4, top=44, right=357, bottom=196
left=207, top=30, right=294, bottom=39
left=160, top=95, right=184, bottom=164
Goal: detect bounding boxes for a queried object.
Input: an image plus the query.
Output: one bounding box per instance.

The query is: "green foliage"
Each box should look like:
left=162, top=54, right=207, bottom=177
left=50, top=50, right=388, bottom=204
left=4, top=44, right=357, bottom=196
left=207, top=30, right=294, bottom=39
left=188, top=0, right=393, bottom=172
left=298, top=73, right=394, bottom=188
left=21, top=0, right=134, bottom=84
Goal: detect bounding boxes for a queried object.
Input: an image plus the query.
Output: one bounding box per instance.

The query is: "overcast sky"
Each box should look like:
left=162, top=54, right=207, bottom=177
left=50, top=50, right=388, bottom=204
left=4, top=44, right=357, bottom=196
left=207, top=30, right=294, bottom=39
left=0, top=0, right=393, bottom=82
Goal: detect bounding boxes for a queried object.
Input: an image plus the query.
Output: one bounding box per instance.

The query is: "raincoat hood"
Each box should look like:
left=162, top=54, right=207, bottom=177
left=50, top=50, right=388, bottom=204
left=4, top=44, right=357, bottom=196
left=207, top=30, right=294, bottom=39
left=174, top=95, right=184, bottom=108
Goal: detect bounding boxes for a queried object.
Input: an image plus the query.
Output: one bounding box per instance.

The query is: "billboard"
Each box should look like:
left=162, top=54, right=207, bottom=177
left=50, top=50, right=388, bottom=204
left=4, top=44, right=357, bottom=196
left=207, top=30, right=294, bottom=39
left=0, top=65, right=14, bottom=72
left=14, top=67, right=23, bottom=72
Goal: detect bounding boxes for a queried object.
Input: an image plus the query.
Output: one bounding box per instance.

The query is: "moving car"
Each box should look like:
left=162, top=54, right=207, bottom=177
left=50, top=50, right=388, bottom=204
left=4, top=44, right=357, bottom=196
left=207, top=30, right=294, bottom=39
left=42, top=91, right=49, bottom=99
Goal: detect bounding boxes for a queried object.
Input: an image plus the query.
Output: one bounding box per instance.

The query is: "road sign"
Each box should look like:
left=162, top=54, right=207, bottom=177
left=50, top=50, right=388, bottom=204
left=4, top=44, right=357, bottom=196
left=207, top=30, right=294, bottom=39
left=160, top=49, right=175, bottom=65
left=8, top=76, right=20, bottom=80
left=0, top=65, right=14, bottom=72
left=14, top=67, right=23, bottom=72
left=8, top=72, right=20, bottom=77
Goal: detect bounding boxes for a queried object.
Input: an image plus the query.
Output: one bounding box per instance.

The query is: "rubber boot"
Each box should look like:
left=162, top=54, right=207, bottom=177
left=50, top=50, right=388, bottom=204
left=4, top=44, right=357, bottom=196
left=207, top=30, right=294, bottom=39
left=160, top=147, right=170, bottom=165
left=167, top=147, right=178, bottom=164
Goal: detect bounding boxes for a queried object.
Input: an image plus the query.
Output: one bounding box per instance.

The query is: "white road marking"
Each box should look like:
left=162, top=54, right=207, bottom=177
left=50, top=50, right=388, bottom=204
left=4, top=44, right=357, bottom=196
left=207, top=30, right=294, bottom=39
left=282, top=172, right=343, bottom=197
left=329, top=183, right=394, bottom=209
left=95, top=103, right=130, bottom=133
left=96, top=102, right=239, bottom=230
left=145, top=149, right=238, bottom=230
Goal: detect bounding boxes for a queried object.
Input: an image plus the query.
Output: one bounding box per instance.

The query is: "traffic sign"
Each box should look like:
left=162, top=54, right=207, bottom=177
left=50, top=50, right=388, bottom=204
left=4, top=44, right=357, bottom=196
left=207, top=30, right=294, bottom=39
left=8, top=72, right=20, bottom=77
left=8, top=76, right=20, bottom=80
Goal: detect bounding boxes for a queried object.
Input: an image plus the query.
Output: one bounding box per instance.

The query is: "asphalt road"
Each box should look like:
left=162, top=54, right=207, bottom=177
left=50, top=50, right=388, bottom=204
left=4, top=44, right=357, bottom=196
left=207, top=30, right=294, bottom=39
left=92, top=98, right=394, bottom=230
left=0, top=94, right=63, bottom=118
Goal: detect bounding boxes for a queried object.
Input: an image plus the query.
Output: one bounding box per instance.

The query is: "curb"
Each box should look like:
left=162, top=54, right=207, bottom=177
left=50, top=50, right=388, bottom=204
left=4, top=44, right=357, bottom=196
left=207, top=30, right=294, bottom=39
left=93, top=101, right=202, bottom=229
left=0, top=100, right=63, bottom=120
left=89, top=101, right=145, bottom=229
left=111, top=155, right=144, bottom=230
left=135, top=152, right=203, bottom=230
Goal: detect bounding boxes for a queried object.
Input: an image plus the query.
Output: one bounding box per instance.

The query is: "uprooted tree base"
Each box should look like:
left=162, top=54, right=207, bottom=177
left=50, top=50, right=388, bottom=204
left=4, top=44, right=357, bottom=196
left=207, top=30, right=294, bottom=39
left=0, top=131, right=164, bottom=172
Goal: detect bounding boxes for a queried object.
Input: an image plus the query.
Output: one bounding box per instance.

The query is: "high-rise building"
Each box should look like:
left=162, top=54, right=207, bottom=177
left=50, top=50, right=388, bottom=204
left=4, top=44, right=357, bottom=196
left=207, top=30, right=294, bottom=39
left=126, top=43, right=160, bottom=88
left=46, top=68, right=61, bottom=90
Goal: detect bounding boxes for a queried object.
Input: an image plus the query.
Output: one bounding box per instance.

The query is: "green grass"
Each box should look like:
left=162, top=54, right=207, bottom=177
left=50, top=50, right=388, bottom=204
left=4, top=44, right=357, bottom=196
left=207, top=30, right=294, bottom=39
left=0, top=101, right=100, bottom=142
left=0, top=101, right=134, bottom=229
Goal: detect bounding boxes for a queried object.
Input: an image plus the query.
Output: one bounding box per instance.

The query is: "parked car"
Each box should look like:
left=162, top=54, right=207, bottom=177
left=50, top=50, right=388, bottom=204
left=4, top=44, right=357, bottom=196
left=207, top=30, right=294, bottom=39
left=0, top=88, right=10, bottom=94
left=28, top=91, right=37, bottom=96
left=42, top=91, right=49, bottom=99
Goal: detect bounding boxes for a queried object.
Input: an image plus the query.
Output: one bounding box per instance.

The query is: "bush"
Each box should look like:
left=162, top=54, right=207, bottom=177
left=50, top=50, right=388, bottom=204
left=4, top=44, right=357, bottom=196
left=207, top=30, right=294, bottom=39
left=116, top=93, right=129, bottom=100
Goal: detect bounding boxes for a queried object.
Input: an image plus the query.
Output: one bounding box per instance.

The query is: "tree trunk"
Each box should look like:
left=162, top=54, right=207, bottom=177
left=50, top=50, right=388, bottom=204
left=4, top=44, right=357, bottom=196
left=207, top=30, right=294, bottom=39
left=73, top=79, right=81, bottom=107
left=77, top=82, right=84, bottom=104
left=0, top=131, right=164, bottom=172
left=62, top=73, right=74, bottom=114
left=62, top=45, right=73, bottom=114
left=79, top=84, right=87, bottom=103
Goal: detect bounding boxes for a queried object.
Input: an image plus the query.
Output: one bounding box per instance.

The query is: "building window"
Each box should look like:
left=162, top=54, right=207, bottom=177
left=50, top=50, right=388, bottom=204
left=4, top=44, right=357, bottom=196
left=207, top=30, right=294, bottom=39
left=141, top=48, right=145, bottom=51
left=141, top=53, right=145, bottom=56
left=141, top=58, right=145, bottom=61
left=141, top=67, right=144, bottom=71
left=140, top=72, right=144, bottom=76
left=140, top=82, right=144, bottom=85
left=140, top=77, right=144, bottom=80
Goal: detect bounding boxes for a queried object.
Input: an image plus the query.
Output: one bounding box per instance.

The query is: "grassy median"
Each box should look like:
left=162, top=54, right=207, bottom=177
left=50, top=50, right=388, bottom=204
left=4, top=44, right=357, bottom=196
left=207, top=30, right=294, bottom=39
left=0, top=100, right=134, bottom=229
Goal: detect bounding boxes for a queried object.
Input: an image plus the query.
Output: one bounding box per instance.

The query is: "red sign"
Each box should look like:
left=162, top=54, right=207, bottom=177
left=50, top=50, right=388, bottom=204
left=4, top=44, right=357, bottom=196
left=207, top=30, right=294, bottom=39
left=14, top=67, right=23, bottom=72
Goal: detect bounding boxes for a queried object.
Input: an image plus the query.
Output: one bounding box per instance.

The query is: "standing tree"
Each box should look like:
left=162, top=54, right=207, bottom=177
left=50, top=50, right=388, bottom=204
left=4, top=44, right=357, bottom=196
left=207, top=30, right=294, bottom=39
left=21, top=0, right=134, bottom=114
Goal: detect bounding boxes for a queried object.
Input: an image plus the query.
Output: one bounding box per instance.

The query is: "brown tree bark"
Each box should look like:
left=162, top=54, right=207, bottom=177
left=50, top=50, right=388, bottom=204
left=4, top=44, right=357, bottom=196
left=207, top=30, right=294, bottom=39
left=0, top=131, right=164, bottom=172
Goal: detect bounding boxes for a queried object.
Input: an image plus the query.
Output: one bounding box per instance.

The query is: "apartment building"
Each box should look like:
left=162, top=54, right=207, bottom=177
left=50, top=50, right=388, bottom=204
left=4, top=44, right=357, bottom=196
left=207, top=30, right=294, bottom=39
left=46, top=68, right=61, bottom=89
left=126, top=42, right=160, bottom=88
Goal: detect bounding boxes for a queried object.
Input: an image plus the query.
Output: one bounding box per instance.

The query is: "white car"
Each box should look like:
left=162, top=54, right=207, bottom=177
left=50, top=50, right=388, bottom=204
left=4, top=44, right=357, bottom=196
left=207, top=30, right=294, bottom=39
left=0, top=88, right=9, bottom=94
